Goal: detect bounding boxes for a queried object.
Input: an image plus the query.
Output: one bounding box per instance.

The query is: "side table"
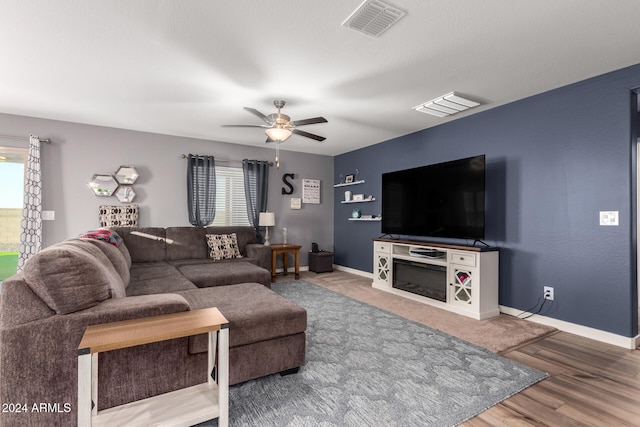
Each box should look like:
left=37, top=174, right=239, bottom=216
left=270, top=243, right=302, bottom=282
left=77, top=307, right=229, bottom=427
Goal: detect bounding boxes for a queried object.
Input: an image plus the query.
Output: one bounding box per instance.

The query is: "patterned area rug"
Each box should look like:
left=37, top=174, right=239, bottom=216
left=201, top=280, right=547, bottom=427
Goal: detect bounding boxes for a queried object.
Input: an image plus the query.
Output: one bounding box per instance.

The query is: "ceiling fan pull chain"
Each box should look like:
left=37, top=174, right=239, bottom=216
left=275, top=141, right=280, bottom=169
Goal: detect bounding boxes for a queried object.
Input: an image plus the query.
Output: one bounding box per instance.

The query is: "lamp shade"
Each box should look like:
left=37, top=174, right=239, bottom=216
left=265, top=127, right=292, bottom=142
left=259, top=212, right=275, bottom=227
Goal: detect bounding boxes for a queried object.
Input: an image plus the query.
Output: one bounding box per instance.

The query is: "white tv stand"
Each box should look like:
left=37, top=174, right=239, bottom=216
left=372, top=238, right=499, bottom=320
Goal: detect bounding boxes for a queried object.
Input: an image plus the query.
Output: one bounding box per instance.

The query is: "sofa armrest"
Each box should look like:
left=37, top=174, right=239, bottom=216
left=80, top=293, right=191, bottom=324
left=0, top=294, right=192, bottom=426
left=246, top=243, right=271, bottom=270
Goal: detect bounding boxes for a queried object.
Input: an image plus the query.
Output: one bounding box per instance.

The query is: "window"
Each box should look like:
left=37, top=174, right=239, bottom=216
left=212, top=165, right=250, bottom=226
left=0, top=147, right=27, bottom=282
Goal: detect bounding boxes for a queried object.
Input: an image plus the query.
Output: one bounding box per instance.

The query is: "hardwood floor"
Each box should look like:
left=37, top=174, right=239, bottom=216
left=293, top=270, right=640, bottom=427
left=466, top=332, right=640, bottom=426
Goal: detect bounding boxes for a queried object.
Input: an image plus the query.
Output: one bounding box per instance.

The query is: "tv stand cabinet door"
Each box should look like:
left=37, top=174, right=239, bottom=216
left=448, top=264, right=476, bottom=310
left=373, top=242, right=391, bottom=287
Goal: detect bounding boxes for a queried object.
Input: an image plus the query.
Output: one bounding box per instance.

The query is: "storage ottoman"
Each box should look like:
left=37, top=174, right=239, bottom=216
left=308, top=251, right=334, bottom=273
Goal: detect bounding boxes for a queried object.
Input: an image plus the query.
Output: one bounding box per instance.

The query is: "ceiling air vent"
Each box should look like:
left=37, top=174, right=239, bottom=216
left=342, top=0, right=407, bottom=38
left=413, top=92, right=482, bottom=118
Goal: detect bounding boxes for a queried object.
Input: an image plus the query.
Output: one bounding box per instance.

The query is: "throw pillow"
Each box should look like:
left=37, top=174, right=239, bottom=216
left=99, top=205, right=139, bottom=227
left=206, top=233, right=244, bottom=261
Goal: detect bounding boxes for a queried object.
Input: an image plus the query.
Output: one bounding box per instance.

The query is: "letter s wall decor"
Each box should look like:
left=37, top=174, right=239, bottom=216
left=282, top=173, right=295, bottom=195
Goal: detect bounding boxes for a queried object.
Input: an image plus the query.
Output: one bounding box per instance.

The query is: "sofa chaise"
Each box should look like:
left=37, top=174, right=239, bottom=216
left=0, top=226, right=307, bottom=426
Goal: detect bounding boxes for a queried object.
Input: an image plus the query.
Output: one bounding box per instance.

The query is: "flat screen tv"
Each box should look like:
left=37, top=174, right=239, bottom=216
left=381, top=155, right=485, bottom=240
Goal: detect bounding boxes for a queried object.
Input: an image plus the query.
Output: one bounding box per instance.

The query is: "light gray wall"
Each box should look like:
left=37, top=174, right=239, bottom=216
left=0, top=112, right=334, bottom=266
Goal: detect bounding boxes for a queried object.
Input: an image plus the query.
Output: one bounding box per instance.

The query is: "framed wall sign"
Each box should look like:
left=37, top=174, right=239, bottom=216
left=302, top=179, right=321, bottom=204
left=290, top=197, right=302, bottom=209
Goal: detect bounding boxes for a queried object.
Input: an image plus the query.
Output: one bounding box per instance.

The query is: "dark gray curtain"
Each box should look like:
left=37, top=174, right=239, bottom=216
left=243, top=159, right=270, bottom=243
left=187, top=154, right=216, bottom=226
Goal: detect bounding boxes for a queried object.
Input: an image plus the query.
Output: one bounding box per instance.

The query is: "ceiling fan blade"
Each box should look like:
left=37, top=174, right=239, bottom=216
left=221, top=124, right=269, bottom=128
left=291, top=116, right=328, bottom=127
left=243, top=107, right=272, bottom=124
left=292, top=128, right=326, bottom=141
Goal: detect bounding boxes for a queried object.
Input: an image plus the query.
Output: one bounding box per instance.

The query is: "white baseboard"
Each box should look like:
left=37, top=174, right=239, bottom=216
left=499, top=306, right=638, bottom=350
left=330, top=265, right=638, bottom=350
left=333, top=264, right=373, bottom=279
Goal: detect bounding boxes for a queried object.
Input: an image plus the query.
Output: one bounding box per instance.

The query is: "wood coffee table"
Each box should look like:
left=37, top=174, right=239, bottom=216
left=270, top=243, right=302, bottom=282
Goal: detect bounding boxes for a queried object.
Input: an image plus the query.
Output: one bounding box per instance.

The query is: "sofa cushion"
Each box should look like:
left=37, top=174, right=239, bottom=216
left=79, top=238, right=130, bottom=286
left=178, top=261, right=271, bottom=288
left=176, top=283, right=307, bottom=352
left=165, top=227, right=209, bottom=260
left=167, top=257, right=256, bottom=269
left=23, top=240, right=122, bottom=314
left=109, top=227, right=167, bottom=262
left=118, top=242, right=132, bottom=269
left=126, top=262, right=198, bottom=296
left=206, top=233, right=243, bottom=261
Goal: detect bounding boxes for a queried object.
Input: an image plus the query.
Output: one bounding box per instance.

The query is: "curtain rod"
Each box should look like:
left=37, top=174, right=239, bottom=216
left=180, top=154, right=273, bottom=166
left=0, top=134, right=51, bottom=144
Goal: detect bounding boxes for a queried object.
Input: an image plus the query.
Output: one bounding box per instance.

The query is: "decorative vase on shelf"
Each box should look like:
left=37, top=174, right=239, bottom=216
left=352, top=209, right=361, bottom=219
left=344, top=191, right=352, bottom=201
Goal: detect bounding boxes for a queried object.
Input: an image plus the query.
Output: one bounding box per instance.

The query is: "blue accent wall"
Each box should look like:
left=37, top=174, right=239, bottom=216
left=335, top=63, right=640, bottom=338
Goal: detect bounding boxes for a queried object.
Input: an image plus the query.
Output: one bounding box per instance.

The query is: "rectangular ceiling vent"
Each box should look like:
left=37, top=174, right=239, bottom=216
left=413, top=92, right=482, bottom=118
left=342, top=0, right=407, bottom=38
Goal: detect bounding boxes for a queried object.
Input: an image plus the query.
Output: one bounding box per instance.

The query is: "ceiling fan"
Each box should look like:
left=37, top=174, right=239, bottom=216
left=223, top=100, right=327, bottom=142
left=223, top=100, right=328, bottom=168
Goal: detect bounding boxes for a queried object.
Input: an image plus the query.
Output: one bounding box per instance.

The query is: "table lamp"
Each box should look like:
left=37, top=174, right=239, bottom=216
left=259, top=212, right=275, bottom=246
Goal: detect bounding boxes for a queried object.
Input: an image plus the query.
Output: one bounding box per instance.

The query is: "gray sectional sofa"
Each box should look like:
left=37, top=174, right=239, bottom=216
left=0, top=226, right=307, bottom=426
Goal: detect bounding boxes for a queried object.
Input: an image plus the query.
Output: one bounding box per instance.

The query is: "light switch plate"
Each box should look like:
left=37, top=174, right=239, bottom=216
left=599, top=211, right=618, bottom=226
left=42, top=210, right=55, bottom=221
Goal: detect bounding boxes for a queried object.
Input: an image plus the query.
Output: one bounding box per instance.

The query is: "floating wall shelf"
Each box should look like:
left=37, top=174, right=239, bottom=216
left=334, top=180, right=365, bottom=188
left=341, top=198, right=375, bottom=204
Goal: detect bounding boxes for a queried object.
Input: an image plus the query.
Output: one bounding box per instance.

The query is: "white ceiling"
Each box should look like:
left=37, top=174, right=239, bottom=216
left=2, top=1, right=640, bottom=156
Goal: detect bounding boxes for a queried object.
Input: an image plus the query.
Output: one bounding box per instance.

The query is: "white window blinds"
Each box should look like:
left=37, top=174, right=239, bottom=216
left=212, top=165, right=250, bottom=226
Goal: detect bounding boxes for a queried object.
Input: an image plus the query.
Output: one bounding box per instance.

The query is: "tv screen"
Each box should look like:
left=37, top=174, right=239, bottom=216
left=381, top=155, right=485, bottom=240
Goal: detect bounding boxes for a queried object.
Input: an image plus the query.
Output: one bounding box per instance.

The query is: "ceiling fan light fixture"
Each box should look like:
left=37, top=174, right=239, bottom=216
left=265, top=126, right=292, bottom=142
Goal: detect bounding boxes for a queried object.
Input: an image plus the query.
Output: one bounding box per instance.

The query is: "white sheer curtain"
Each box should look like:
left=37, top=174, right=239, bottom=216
left=17, top=135, right=42, bottom=272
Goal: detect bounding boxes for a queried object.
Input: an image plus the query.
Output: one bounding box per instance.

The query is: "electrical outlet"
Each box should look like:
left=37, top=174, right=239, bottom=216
left=543, top=286, right=554, bottom=301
